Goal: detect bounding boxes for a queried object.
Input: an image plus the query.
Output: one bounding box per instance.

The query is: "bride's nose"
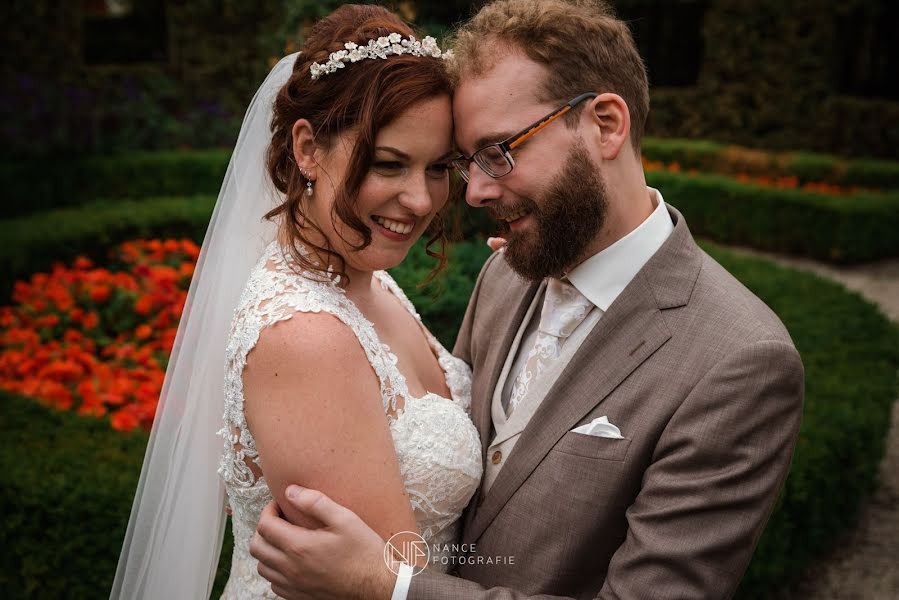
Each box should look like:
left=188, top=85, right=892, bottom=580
left=398, top=173, right=434, bottom=216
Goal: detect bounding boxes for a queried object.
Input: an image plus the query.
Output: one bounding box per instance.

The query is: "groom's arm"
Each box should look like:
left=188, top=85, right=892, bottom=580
left=593, top=339, right=804, bottom=599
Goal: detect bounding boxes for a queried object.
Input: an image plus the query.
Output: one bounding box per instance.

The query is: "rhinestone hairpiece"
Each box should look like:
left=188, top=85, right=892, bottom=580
left=309, top=33, right=453, bottom=80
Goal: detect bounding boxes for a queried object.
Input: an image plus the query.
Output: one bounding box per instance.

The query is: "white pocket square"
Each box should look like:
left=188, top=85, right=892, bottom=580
left=570, top=416, right=624, bottom=439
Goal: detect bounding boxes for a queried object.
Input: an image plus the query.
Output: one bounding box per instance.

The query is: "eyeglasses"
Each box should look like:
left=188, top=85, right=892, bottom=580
left=451, top=92, right=598, bottom=182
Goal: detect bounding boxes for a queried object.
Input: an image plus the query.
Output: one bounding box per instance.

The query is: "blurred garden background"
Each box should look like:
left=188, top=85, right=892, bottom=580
left=1, top=1, right=898, bottom=598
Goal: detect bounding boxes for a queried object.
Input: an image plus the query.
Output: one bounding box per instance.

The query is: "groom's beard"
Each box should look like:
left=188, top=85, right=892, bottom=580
left=494, top=143, right=608, bottom=281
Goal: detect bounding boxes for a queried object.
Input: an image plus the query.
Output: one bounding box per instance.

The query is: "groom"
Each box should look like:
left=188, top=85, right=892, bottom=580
left=251, top=1, right=804, bottom=598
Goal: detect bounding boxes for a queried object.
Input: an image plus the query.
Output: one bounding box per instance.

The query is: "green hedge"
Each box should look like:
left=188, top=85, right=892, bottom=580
left=700, top=242, right=899, bottom=598
left=0, top=390, right=236, bottom=598
left=1, top=151, right=229, bottom=218
left=2, top=238, right=896, bottom=598
left=389, top=240, right=493, bottom=349
left=3, top=174, right=897, bottom=311
left=0, top=391, right=146, bottom=597
left=7, top=141, right=898, bottom=220
left=647, top=170, right=899, bottom=263
left=0, top=195, right=216, bottom=301
left=641, top=137, right=899, bottom=190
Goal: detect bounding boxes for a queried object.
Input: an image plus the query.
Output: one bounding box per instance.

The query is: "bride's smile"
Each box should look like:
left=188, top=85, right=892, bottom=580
left=294, top=94, right=455, bottom=280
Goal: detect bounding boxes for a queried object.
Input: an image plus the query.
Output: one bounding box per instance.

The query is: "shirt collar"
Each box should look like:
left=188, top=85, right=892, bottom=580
left=565, top=187, right=674, bottom=311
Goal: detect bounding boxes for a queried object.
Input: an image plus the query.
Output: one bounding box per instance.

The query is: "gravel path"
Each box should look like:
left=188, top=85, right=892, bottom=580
left=720, top=244, right=899, bottom=600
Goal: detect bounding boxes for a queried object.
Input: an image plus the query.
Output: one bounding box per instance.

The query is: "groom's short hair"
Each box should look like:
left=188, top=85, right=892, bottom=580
left=448, top=0, right=650, bottom=152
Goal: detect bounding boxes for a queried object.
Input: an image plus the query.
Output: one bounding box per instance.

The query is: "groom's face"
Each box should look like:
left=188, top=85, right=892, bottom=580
left=453, top=51, right=608, bottom=279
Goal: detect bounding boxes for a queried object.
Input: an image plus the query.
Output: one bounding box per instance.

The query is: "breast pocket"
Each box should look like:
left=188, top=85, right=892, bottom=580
left=552, top=431, right=631, bottom=461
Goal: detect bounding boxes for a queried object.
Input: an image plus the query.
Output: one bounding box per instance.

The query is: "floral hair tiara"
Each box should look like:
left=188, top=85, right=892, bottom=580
left=309, top=33, right=452, bottom=80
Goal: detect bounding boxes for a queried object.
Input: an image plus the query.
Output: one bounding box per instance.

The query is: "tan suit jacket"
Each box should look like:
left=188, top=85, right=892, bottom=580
left=408, top=205, right=804, bottom=599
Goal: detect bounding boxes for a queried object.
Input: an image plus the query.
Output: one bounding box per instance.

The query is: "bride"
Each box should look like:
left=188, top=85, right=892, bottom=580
left=111, top=5, right=482, bottom=599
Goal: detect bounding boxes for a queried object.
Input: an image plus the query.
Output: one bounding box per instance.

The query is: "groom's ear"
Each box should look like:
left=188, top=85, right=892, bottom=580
left=585, top=93, right=630, bottom=161
left=291, top=119, right=319, bottom=175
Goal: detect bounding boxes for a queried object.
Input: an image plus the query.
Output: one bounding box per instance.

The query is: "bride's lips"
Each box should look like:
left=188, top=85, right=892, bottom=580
left=371, top=215, right=415, bottom=242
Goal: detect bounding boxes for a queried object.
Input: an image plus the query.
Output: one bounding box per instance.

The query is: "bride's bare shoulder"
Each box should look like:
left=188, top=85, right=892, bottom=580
left=246, top=309, right=371, bottom=379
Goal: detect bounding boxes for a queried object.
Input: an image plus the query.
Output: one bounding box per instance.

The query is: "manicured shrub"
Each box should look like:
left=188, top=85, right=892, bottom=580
left=390, top=239, right=493, bottom=349
left=0, top=389, right=149, bottom=597
left=647, top=171, right=899, bottom=263
left=0, top=196, right=215, bottom=301
left=701, top=242, right=899, bottom=598
left=641, top=137, right=899, bottom=190
left=0, top=151, right=228, bottom=218
left=0, top=390, right=236, bottom=598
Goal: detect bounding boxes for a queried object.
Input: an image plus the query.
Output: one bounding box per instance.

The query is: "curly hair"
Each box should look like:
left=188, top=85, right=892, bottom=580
left=265, top=4, right=453, bottom=285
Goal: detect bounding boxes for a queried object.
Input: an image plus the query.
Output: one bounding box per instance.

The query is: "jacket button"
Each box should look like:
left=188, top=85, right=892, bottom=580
left=491, top=450, right=502, bottom=464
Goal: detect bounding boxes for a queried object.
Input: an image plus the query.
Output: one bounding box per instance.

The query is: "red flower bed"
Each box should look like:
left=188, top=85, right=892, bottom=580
left=0, top=239, right=199, bottom=432
left=642, top=157, right=863, bottom=196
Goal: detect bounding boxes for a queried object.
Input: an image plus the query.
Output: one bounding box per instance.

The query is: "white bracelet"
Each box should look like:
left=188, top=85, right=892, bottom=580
left=390, top=561, right=415, bottom=600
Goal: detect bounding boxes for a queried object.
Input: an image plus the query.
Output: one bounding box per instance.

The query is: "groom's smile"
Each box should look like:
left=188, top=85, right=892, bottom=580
left=452, top=51, right=609, bottom=279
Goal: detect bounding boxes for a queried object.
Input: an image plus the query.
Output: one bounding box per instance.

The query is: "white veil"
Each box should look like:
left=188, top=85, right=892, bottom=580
left=110, top=52, right=300, bottom=599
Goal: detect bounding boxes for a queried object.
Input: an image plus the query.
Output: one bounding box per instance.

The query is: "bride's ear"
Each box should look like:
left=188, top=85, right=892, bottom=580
left=291, top=119, right=318, bottom=178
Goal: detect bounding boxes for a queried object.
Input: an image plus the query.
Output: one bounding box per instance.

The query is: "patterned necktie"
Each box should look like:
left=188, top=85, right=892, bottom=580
left=506, top=278, right=593, bottom=417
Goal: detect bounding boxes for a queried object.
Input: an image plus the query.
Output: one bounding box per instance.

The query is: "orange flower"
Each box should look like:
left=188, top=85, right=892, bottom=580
left=1, top=237, right=202, bottom=432
left=90, top=285, right=112, bottom=303
left=111, top=407, right=140, bottom=432
left=73, top=256, right=93, bottom=270
left=134, top=296, right=154, bottom=316
left=82, top=311, right=100, bottom=330
left=37, top=359, right=84, bottom=381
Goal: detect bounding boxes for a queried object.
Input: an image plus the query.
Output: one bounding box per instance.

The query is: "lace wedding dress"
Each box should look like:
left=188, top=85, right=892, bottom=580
left=217, top=242, right=483, bottom=599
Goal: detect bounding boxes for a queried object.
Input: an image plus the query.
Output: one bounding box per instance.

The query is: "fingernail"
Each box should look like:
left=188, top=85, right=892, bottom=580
left=286, top=485, right=303, bottom=500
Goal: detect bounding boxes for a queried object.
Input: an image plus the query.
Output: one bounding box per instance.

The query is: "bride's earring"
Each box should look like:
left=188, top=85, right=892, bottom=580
left=300, top=168, right=314, bottom=197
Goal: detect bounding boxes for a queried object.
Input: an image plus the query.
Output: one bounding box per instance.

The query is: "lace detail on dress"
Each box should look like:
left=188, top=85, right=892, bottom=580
left=217, top=242, right=482, bottom=599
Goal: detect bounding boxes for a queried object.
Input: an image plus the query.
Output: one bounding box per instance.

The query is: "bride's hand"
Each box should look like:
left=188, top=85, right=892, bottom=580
left=251, top=485, right=397, bottom=600
left=487, top=236, right=507, bottom=252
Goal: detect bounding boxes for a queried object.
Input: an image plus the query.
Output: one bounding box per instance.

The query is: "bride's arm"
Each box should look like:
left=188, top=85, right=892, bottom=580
left=243, top=311, right=419, bottom=541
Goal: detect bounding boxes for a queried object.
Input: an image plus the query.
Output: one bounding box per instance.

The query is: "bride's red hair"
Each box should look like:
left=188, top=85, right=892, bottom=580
left=265, top=4, right=452, bottom=284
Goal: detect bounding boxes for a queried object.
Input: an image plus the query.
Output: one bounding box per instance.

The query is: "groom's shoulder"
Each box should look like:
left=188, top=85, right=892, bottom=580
left=687, top=249, right=794, bottom=348
left=474, top=250, right=532, bottom=298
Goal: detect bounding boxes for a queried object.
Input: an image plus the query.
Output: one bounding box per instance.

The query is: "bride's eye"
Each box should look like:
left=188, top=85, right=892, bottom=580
left=427, top=162, right=450, bottom=178
left=373, top=160, right=404, bottom=171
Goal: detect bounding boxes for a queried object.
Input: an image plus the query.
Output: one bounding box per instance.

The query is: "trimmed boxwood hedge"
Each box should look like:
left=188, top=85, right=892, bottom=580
left=2, top=215, right=897, bottom=598
left=642, top=137, right=899, bottom=190
left=0, top=195, right=216, bottom=301
left=0, top=390, right=237, bottom=598
left=5, top=142, right=898, bottom=219
left=646, top=170, right=899, bottom=264
left=0, top=150, right=229, bottom=219
left=700, top=242, right=899, bottom=598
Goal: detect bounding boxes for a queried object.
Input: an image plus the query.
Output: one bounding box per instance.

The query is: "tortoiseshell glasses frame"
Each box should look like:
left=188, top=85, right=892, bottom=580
left=451, top=92, right=598, bottom=182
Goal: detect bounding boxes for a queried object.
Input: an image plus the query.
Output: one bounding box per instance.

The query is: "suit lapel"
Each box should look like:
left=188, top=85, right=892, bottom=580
left=465, top=266, right=539, bottom=530
left=470, top=271, right=539, bottom=455
left=463, top=204, right=701, bottom=544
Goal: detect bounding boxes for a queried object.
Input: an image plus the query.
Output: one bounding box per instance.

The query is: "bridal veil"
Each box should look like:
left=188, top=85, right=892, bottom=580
left=110, top=52, right=300, bottom=599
